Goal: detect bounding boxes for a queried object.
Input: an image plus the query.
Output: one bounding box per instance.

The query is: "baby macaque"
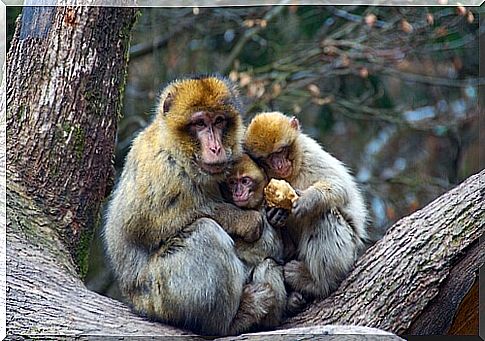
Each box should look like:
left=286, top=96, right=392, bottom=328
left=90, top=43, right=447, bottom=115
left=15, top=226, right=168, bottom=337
left=224, top=154, right=285, bottom=265
left=224, top=154, right=306, bottom=323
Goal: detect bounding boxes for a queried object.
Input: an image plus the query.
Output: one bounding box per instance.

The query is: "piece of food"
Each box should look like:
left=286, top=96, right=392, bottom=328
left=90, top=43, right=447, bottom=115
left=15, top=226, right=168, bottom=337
left=264, top=179, right=299, bottom=210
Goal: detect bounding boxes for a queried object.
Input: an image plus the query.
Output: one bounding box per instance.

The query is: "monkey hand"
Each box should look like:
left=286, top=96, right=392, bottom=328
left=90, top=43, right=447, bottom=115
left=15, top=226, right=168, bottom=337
left=291, top=187, right=322, bottom=219
left=283, top=260, right=306, bottom=291
left=238, top=210, right=264, bottom=243
left=286, top=291, right=308, bottom=315
left=265, top=206, right=289, bottom=228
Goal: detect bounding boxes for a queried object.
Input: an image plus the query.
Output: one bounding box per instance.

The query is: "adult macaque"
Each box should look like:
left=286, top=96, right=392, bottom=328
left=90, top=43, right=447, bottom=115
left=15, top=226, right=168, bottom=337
left=244, top=111, right=369, bottom=300
left=104, top=77, right=282, bottom=336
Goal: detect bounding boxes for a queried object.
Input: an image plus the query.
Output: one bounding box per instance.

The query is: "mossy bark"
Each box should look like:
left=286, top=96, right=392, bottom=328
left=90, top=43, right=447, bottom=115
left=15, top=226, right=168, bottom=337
left=4, top=4, right=483, bottom=339
left=6, top=5, right=138, bottom=275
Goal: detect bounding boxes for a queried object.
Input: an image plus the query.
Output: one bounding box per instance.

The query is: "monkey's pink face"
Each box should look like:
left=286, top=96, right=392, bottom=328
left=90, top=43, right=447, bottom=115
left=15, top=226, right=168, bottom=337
left=266, top=146, right=292, bottom=179
left=227, top=175, right=255, bottom=208
left=190, top=111, right=229, bottom=174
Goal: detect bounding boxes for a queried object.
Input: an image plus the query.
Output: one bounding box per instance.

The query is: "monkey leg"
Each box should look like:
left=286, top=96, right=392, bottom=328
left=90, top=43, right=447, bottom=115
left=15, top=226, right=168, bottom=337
left=131, top=218, right=249, bottom=336
left=289, top=209, right=358, bottom=299
left=236, top=217, right=284, bottom=268
left=229, top=258, right=286, bottom=334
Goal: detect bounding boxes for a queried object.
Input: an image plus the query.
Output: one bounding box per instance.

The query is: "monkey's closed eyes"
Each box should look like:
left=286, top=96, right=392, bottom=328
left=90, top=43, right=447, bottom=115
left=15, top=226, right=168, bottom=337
left=244, top=111, right=369, bottom=300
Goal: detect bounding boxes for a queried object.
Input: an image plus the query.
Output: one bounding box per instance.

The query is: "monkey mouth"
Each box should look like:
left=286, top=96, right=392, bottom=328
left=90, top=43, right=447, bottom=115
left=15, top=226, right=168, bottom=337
left=233, top=193, right=252, bottom=206
left=234, top=198, right=249, bottom=206
left=200, top=161, right=227, bottom=174
left=273, top=165, right=292, bottom=179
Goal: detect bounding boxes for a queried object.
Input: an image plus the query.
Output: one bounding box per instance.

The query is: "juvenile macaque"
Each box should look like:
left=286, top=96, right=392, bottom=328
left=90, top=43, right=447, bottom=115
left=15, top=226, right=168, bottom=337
left=224, top=154, right=306, bottom=322
left=103, top=77, right=283, bottom=336
left=224, top=154, right=285, bottom=265
left=244, top=111, right=369, bottom=300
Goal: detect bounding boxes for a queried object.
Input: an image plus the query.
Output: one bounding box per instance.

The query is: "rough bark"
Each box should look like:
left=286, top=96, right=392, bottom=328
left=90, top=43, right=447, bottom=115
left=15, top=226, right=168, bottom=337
left=282, top=170, right=484, bottom=335
left=7, top=186, right=199, bottom=338
left=6, top=5, right=137, bottom=275
left=6, top=170, right=481, bottom=338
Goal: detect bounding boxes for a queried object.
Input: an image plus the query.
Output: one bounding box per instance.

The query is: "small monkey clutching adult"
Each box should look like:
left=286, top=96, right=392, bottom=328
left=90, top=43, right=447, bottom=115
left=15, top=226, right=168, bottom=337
left=104, top=76, right=284, bottom=336
left=223, top=153, right=285, bottom=266
left=244, top=111, right=369, bottom=300
left=223, top=154, right=307, bottom=322
left=222, top=154, right=286, bottom=328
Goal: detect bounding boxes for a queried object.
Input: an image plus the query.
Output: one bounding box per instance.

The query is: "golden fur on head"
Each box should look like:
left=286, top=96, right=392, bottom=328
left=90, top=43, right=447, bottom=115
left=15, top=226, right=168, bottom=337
left=232, top=154, right=266, bottom=183
left=157, top=75, right=244, bottom=160
left=244, top=112, right=299, bottom=158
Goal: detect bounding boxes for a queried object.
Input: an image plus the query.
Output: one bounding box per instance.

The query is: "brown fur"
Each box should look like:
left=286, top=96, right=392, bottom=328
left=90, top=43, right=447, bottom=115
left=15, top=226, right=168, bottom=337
left=244, top=112, right=299, bottom=159
left=224, top=154, right=306, bottom=324
left=159, top=77, right=244, bottom=168
left=104, top=76, right=280, bottom=336
left=244, top=111, right=369, bottom=300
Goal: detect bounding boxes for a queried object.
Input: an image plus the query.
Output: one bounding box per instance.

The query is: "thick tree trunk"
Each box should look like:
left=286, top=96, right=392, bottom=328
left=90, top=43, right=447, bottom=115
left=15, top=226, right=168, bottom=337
left=6, top=5, right=137, bottom=276
left=4, top=5, right=483, bottom=339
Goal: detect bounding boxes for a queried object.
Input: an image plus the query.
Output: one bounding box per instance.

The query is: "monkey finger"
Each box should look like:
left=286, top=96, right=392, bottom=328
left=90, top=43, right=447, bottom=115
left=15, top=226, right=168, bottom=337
left=283, top=260, right=302, bottom=289
left=292, top=201, right=305, bottom=218
left=287, top=291, right=308, bottom=315
left=266, top=207, right=285, bottom=227
left=244, top=224, right=262, bottom=243
left=266, top=207, right=280, bottom=220
left=293, top=194, right=312, bottom=218
left=271, top=209, right=289, bottom=228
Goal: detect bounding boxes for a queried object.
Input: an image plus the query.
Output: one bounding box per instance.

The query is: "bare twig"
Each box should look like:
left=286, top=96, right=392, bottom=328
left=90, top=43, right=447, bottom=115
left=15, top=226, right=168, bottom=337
left=130, top=17, right=197, bottom=59
left=221, top=4, right=288, bottom=74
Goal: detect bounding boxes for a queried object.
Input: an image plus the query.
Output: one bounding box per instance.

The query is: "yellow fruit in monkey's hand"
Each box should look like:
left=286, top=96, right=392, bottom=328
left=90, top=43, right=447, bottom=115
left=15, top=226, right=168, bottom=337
left=264, top=179, right=299, bottom=210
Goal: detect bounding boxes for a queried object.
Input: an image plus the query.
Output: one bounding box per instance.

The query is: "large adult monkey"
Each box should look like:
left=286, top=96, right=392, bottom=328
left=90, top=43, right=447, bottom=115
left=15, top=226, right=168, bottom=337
left=244, top=111, right=369, bottom=300
left=103, top=76, right=281, bottom=336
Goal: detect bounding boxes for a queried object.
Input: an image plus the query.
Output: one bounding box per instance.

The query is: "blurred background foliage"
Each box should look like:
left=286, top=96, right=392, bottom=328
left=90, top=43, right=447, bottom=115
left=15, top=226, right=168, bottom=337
left=8, top=5, right=483, bottom=301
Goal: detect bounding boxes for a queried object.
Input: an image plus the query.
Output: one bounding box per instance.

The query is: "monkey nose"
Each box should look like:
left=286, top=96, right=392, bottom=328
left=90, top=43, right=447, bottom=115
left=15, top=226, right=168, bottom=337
left=210, top=145, right=221, bottom=155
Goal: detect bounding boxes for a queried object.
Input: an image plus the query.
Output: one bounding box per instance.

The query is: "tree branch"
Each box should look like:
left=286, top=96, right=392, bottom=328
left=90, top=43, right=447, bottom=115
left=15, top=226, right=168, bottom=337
left=6, top=169, right=483, bottom=337
left=221, top=4, right=288, bottom=74
left=129, top=16, right=197, bottom=59
left=282, top=169, right=484, bottom=334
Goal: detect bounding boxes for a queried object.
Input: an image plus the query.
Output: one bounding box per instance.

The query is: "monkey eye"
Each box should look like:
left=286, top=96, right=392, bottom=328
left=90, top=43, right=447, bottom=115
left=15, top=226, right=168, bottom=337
left=275, top=146, right=287, bottom=154
left=195, top=120, right=206, bottom=128
left=228, top=179, right=236, bottom=186
left=242, top=177, right=251, bottom=186
left=214, top=116, right=225, bottom=127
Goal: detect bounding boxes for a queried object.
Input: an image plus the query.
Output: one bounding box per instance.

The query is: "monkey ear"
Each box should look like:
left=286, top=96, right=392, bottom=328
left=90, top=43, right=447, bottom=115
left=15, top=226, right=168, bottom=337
left=160, top=92, right=174, bottom=115
left=290, top=116, right=300, bottom=131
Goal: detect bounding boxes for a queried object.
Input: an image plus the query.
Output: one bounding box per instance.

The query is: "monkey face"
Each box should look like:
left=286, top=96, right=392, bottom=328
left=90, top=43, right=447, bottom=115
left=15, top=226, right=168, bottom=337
left=226, top=154, right=267, bottom=208
left=189, top=111, right=230, bottom=174
left=158, top=76, right=244, bottom=175
left=227, top=175, right=257, bottom=208
left=266, top=146, right=293, bottom=179
left=244, top=112, right=301, bottom=180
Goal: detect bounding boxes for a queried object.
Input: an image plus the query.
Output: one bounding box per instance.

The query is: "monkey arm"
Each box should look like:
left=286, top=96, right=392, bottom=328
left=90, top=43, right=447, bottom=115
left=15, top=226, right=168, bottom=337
left=283, top=260, right=317, bottom=297
left=312, top=179, right=348, bottom=208
left=292, top=179, right=349, bottom=219
left=212, top=203, right=263, bottom=243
